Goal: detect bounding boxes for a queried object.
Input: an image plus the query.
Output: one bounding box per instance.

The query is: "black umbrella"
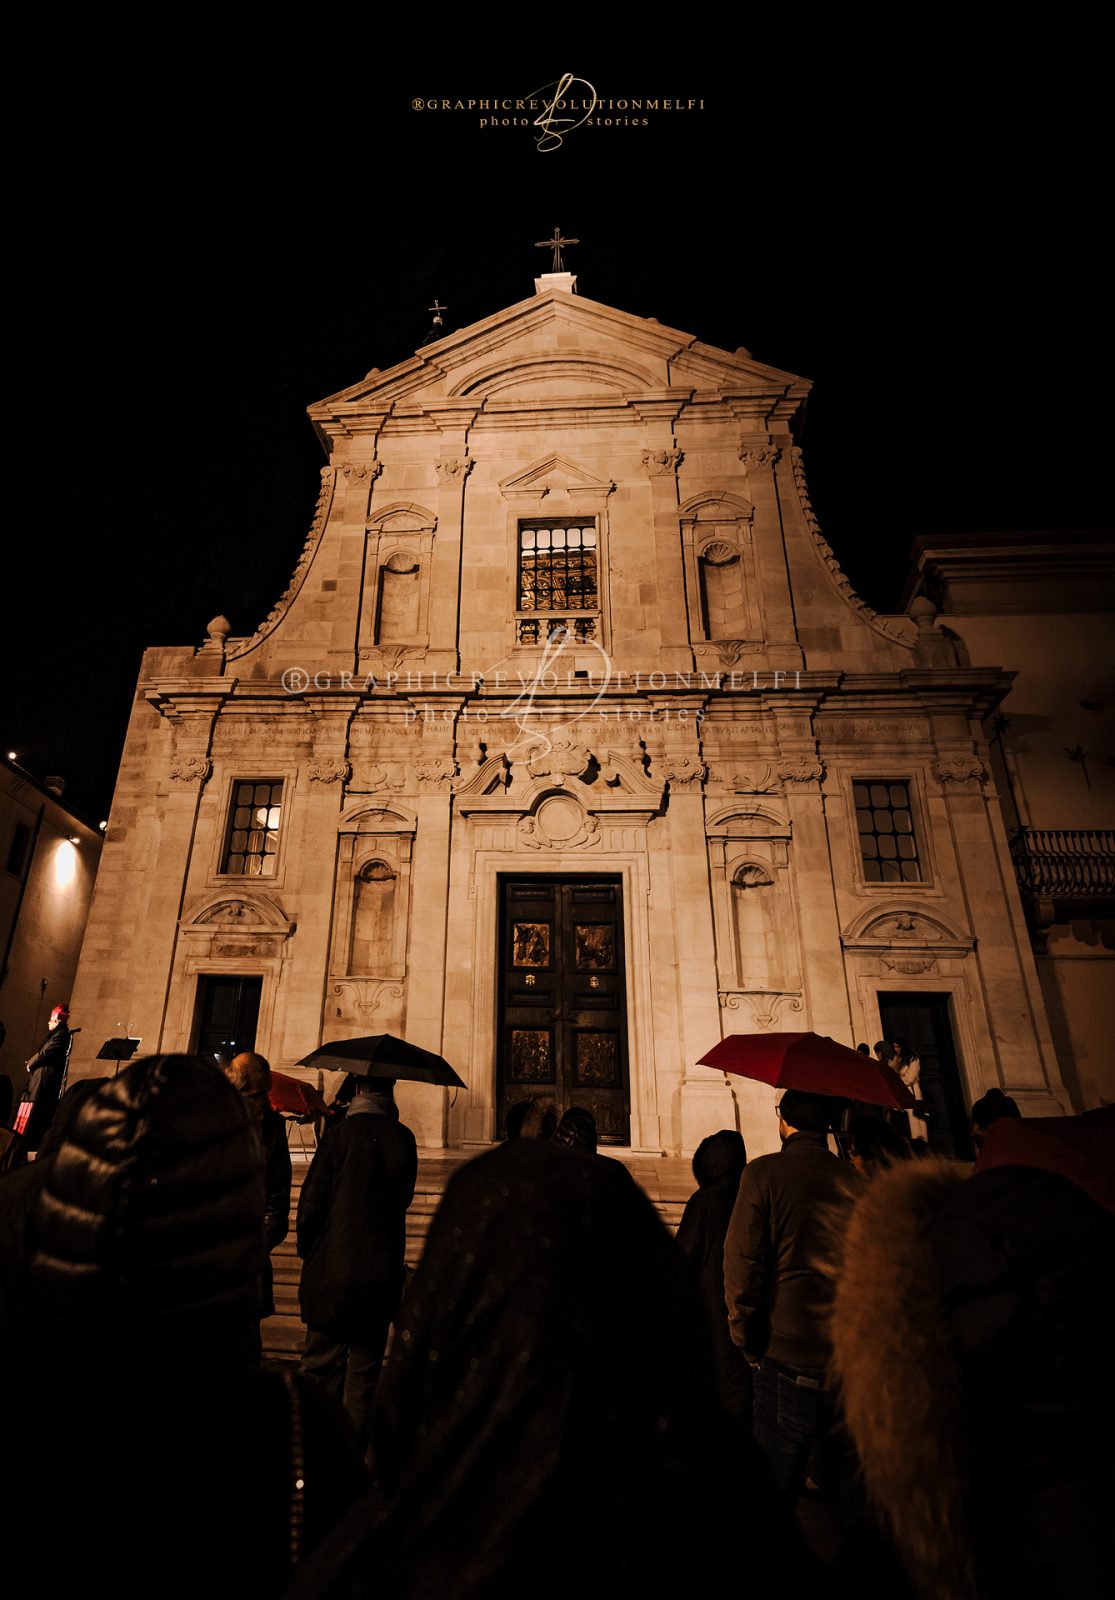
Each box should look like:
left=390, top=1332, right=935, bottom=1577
left=296, top=1033, right=466, bottom=1088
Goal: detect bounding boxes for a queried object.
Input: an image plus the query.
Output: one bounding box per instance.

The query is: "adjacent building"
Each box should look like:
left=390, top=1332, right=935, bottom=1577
left=66, top=270, right=1080, bottom=1158
left=1, top=759, right=103, bottom=1110
left=903, top=530, right=1115, bottom=1114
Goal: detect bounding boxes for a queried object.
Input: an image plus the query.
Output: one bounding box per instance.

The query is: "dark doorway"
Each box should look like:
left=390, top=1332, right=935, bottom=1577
left=878, top=992, right=970, bottom=1158
left=498, top=877, right=630, bottom=1145
left=194, top=975, right=262, bottom=1068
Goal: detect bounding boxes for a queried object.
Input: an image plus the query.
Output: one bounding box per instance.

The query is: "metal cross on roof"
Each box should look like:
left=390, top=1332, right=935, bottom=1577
left=428, top=299, right=447, bottom=326
left=534, top=227, right=579, bottom=273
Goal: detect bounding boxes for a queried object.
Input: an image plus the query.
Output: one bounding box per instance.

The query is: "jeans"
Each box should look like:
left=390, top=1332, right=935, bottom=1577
left=752, top=1357, right=827, bottom=1498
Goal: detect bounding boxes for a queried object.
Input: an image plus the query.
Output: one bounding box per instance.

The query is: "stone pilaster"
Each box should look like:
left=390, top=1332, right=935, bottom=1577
left=635, top=404, right=691, bottom=672
left=930, top=748, right=1068, bottom=1112
left=741, top=438, right=803, bottom=671
left=656, top=711, right=737, bottom=1152
left=772, top=700, right=851, bottom=1040
left=401, top=738, right=461, bottom=1146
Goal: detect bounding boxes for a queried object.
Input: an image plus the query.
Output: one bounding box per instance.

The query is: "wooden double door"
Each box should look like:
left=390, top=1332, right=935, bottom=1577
left=497, top=877, right=631, bottom=1145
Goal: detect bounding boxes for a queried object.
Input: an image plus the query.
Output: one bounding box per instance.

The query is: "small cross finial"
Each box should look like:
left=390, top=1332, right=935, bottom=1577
left=419, top=299, right=449, bottom=349
left=534, top=226, right=579, bottom=273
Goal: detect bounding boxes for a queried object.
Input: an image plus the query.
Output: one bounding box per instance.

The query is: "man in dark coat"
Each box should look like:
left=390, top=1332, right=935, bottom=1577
left=297, top=1074, right=417, bottom=1452
left=223, top=1051, right=293, bottom=1339
left=723, top=1089, right=855, bottom=1496
left=19, top=1003, right=74, bottom=1151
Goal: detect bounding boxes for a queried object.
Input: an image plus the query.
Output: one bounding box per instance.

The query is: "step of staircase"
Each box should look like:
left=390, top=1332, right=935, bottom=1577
left=264, top=1146, right=692, bottom=1366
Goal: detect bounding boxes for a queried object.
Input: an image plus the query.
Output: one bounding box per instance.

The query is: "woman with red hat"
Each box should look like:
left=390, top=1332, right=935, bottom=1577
left=17, top=1002, right=73, bottom=1151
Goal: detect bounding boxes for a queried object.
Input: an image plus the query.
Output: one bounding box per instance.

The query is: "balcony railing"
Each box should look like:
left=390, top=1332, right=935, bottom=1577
left=1010, top=828, right=1115, bottom=899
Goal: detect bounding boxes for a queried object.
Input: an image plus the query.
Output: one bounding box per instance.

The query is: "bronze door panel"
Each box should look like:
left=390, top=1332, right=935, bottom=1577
left=498, top=877, right=630, bottom=1144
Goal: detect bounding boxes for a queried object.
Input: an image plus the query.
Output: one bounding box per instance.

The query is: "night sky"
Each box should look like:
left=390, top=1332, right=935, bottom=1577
left=5, top=51, right=1108, bottom=821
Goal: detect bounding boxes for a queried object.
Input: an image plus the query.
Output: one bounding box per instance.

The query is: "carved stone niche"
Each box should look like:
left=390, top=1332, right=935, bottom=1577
left=841, top=904, right=976, bottom=972
left=330, top=801, right=417, bottom=981
left=679, top=491, right=762, bottom=648
left=361, top=503, right=437, bottom=657
left=179, top=892, right=296, bottom=960
left=705, top=802, right=801, bottom=994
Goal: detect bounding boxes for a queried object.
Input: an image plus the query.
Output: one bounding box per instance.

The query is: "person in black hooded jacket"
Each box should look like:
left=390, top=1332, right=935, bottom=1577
left=675, top=1127, right=753, bottom=1431
left=5, top=1054, right=366, bottom=1600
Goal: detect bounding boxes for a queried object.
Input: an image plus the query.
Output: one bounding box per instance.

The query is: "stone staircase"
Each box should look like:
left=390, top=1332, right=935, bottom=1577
left=264, top=1144, right=692, bottom=1367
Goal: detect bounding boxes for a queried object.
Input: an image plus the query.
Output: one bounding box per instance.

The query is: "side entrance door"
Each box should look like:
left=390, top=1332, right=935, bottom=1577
left=497, top=876, right=631, bottom=1145
left=193, top=975, right=262, bottom=1068
left=878, top=991, right=970, bottom=1158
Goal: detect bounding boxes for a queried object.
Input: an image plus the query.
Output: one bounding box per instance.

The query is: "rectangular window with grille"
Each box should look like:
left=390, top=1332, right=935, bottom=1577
left=853, top=780, right=922, bottom=882
left=222, top=780, right=283, bottom=876
left=517, top=520, right=598, bottom=644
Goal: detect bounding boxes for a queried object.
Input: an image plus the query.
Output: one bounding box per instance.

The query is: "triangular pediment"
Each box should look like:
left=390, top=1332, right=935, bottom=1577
left=308, top=288, right=809, bottom=440
left=499, top=454, right=614, bottom=502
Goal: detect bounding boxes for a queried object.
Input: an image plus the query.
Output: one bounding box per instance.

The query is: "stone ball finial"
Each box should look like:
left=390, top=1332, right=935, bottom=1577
left=206, top=615, right=232, bottom=646
left=908, top=594, right=938, bottom=633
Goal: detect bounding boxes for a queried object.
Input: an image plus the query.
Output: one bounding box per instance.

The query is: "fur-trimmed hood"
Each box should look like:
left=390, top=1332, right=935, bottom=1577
left=825, top=1158, right=976, bottom=1599
left=824, top=1156, right=1115, bottom=1600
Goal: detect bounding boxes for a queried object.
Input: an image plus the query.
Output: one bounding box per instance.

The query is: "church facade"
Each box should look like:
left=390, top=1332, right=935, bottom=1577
left=67, top=271, right=1073, bottom=1156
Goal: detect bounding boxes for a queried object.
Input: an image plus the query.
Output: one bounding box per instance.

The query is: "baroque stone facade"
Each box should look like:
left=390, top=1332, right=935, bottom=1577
left=67, top=274, right=1073, bottom=1154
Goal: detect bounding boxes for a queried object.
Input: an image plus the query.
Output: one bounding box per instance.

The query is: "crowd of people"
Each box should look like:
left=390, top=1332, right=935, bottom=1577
left=0, top=1019, right=1111, bottom=1599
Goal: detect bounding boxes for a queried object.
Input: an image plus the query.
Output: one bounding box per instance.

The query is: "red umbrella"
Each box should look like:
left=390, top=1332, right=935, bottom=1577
left=697, top=1031, right=917, bottom=1110
left=268, top=1069, right=329, bottom=1119
left=973, top=1104, right=1115, bottom=1215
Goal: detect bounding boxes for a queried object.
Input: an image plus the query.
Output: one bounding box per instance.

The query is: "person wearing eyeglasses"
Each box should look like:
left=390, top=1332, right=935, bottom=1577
left=723, top=1088, right=856, bottom=1500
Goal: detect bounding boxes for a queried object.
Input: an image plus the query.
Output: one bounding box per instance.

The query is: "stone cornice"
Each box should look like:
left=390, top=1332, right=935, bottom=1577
left=143, top=679, right=238, bottom=721
left=309, top=290, right=810, bottom=440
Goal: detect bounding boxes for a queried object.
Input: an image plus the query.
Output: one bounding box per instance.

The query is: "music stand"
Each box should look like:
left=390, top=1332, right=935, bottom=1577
left=97, top=1037, right=142, bottom=1078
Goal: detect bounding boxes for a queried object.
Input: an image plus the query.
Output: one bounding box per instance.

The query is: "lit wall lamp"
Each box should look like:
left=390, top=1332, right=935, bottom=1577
left=54, top=839, right=77, bottom=888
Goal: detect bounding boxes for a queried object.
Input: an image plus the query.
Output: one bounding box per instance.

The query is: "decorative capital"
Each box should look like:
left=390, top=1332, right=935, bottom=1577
left=739, top=442, right=782, bottom=470
left=641, top=447, right=684, bottom=477
left=308, top=756, right=351, bottom=784
left=933, top=756, right=986, bottom=786
left=663, top=756, right=707, bottom=787
left=169, top=755, right=211, bottom=785
left=416, top=758, right=459, bottom=789
left=342, top=460, right=383, bottom=482
left=434, top=456, right=474, bottom=485
left=777, top=757, right=825, bottom=784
